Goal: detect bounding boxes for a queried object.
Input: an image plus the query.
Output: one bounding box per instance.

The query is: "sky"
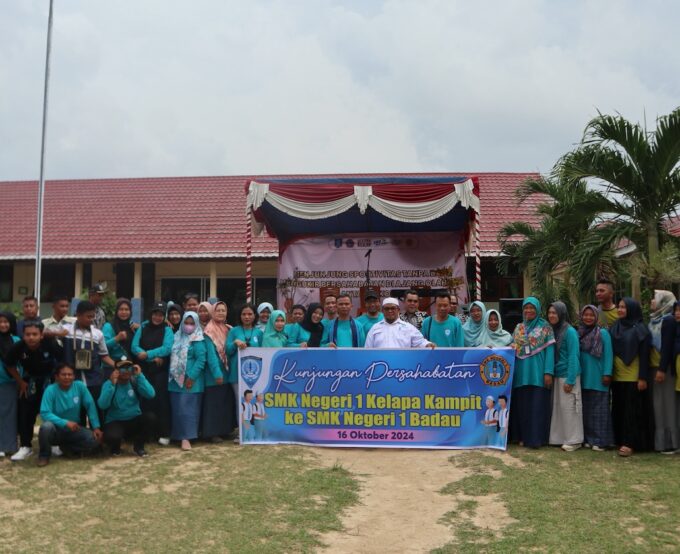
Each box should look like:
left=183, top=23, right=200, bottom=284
left=1, top=0, right=679, bottom=181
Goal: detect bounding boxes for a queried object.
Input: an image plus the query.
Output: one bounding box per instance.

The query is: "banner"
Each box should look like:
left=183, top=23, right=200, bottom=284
left=238, top=347, right=515, bottom=450
left=277, top=232, right=468, bottom=312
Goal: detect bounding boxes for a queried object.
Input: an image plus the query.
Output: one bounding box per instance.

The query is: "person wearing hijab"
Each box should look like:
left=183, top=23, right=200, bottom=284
left=102, top=299, right=139, bottom=369
left=546, top=302, right=583, bottom=451
left=166, top=303, right=183, bottom=333
left=227, top=304, right=264, bottom=442
left=201, top=301, right=234, bottom=442
left=0, top=311, right=20, bottom=457
left=483, top=309, right=513, bottom=347
left=578, top=305, right=614, bottom=451
left=197, top=301, right=214, bottom=330
left=610, top=297, right=652, bottom=457
left=510, top=297, right=556, bottom=449
left=131, top=302, right=175, bottom=446
left=263, top=310, right=289, bottom=347
left=299, top=303, right=325, bottom=347
left=256, top=302, right=274, bottom=332
left=168, top=311, right=208, bottom=451
left=649, top=290, right=679, bottom=453
left=463, top=301, right=490, bottom=347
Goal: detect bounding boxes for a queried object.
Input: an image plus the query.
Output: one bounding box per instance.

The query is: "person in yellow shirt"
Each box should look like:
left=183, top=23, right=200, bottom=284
left=610, top=298, right=651, bottom=457
left=595, top=279, right=619, bottom=328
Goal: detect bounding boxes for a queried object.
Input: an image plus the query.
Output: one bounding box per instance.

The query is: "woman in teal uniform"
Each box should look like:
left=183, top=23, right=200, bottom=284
left=168, top=311, right=207, bottom=451
left=510, top=297, right=555, bottom=448
left=263, top=310, right=289, bottom=347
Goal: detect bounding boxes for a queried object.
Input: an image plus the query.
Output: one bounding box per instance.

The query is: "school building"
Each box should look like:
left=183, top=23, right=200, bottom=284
left=0, top=173, right=541, bottom=316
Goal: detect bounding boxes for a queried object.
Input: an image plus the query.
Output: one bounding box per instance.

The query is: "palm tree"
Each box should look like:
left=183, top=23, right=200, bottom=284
left=558, top=108, right=680, bottom=296
left=497, top=176, right=609, bottom=309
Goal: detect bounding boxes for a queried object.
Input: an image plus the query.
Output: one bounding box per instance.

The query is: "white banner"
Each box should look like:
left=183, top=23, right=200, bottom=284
left=277, top=232, right=468, bottom=314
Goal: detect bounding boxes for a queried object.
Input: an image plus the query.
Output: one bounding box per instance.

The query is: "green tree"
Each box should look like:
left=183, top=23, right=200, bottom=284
left=558, top=108, right=680, bottom=297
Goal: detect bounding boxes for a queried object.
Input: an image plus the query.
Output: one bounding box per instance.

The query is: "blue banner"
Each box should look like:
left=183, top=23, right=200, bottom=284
left=238, top=347, right=515, bottom=450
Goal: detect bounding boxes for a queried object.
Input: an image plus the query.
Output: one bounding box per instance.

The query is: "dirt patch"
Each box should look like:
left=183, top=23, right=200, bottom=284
left=315, top=448, right=486, bottom=553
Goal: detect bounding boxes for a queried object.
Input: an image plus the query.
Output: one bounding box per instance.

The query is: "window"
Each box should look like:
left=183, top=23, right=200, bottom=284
left=0, top=264, right=12, bottom=302
left=40, top=263, right=75, bottom=302
left=466, top=258, right=523, bottom=302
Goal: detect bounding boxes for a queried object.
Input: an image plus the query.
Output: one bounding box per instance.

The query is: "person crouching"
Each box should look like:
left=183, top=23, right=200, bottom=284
left=37, top=364, right=103, bottom=467
left=98, top=360, right=156, bottom=457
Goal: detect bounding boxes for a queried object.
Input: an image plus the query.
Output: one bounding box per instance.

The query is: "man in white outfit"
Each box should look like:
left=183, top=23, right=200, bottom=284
left=365, top=298, right=436, bottom=349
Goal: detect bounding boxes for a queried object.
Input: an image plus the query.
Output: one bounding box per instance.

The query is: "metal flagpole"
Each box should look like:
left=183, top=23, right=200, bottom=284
left=34, top=0, right=55, bottom=301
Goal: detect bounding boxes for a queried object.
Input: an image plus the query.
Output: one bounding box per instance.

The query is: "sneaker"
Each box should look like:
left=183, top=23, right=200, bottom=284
left=51, top=446, right=63, bottom=457
left=561, top=444, right=582, bottom=452
left=11, top=447, right=33, bottom=461
left=0, top=451, right=5, bottom=458
left=660, top=449, right=676, bottom=455
left=583, top=443, right=591, bottom=449
left=158, top=437, right=170, bottom=446
left=591, top=445, right=606, bottom=452
left=133, top=448, right=148, bottom=458
left=36, top=457, right=49, bottom=467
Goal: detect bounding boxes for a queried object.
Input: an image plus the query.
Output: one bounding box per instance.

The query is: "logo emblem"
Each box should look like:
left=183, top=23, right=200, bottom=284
left=241, top=356, right=263, bottom=388
left=334, top=238, right=343, bottom=248
left=73, top=396, right=80, bottom=404
left=479, top=355, right=510, bottom=387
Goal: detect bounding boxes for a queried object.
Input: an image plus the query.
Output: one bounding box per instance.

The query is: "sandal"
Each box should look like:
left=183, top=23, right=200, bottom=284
left=618, top=446, right=633, bottom=457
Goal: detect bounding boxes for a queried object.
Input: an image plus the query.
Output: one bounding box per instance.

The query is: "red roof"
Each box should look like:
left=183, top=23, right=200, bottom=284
left=668, top=216, right=680, bottom=237
left=0, top=172, right=539, bottom=260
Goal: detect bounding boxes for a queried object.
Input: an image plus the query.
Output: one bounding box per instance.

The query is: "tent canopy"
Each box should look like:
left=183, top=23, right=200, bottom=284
left=246, top=176, right=480, bottom=245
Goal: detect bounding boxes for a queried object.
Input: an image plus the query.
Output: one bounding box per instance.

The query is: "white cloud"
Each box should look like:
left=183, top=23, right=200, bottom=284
left=1, top=0, right=679, bottom=180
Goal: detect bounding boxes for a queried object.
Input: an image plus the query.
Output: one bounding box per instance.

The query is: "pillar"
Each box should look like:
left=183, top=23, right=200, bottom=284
left=74, top=262, right=83, bottom=298
left=133, top=261, right=142, bottom=298
left=209, top=261, right=218, bottom=298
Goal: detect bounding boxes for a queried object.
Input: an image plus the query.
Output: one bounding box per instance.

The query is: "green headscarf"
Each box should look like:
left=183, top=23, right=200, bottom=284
left=462, top=301, right=489, bottom=346
left=263, top=309, right=288, bottom=347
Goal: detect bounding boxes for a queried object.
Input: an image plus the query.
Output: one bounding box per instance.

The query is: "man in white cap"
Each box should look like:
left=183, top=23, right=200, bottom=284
left=365, top=298, right=435, bottom=349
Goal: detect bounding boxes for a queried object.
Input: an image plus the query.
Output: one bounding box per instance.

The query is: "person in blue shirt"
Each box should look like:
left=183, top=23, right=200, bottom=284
left=0, top=311, right=20, bottom=457
left=547, top=301, right=583, bottom=451
left=98, top=360, right=155, bottom=457
left=321, top=294, right=365, bottom=348
left=421, top=294, right=464, bottom=347
left=168, top=311, right=207, bottom=451
left=37, top=363, right=102, bottom=467
left=578, top=305, right=614, bottom=451
left=284, top=304, right=306, bottom=346
left=510, top=297, right=556, bottom=449
left=132, top=302, right=174, bottom=446
left=102, top=298, right=140, bottom=368
left=356, top=289, right=384, bottom=335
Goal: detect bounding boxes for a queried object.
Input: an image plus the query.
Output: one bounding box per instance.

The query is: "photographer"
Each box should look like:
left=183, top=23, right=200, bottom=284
left=98, top=360, right=156, bottom=457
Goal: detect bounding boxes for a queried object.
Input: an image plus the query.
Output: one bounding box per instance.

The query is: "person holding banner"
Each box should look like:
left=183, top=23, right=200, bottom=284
left=484, top=310, right=513, bottom=347
left=365, top=298, right=434, bottom=348
left=168, top=311, right=207, bottom=451
left=462, top=301, right=489, bottom=347
left=510, top=297, right=556, bottom=449
left=322, top=295, right=365, bottom=348
left=298, top=303, right=324, bottom=347
left=227, top=304, right=264, bottom=438
left=421, top=293, right=463, bottom=347
left=263, top=310, right=290, bottom=347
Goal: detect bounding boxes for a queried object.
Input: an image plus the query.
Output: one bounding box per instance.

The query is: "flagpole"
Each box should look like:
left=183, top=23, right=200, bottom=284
left=34, top=0, right=55, bottom=301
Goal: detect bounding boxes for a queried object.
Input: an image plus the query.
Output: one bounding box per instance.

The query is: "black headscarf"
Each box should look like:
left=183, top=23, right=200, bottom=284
left=166, top=304, right=184, bottom=333
left=300, top=303, right=324, bottom=347
left=0, top=311, right=17, bottom=362
left=610, top=297, right=650, bottom=365
left=139, top=306, right=167, bottom=352
left=112, top=298, right=134, bottom=355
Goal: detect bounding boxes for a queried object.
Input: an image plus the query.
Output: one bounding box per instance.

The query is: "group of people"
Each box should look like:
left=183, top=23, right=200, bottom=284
left=1, top=280, right=679, bottom=466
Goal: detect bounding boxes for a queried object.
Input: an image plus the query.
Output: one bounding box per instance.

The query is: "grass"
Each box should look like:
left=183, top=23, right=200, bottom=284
left=435, top=446, right=680, bottom=553
left=0, top=443, right=358, bottom=554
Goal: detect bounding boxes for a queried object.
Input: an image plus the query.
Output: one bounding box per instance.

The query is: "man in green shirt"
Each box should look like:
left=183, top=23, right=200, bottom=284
left=421, top=293, right=464, bottom=347
left=595, top=279, right=619, bottom=328
left=37, top=364, right=103, bottom=467
left=356, top=288, right=384, bottom=335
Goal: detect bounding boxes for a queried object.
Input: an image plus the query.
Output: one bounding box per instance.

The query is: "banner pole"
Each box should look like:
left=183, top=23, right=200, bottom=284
left=474, top=210, right=482, bottom=301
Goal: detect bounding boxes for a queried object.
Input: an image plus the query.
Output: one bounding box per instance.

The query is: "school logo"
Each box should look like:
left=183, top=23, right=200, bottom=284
left=73, top=396, right=80, bottom=404
left=241, top=356, right=263, bottom=388
left=479, top=355, right=510, bottom=387
left=334, top=238, right=343, bottom=249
